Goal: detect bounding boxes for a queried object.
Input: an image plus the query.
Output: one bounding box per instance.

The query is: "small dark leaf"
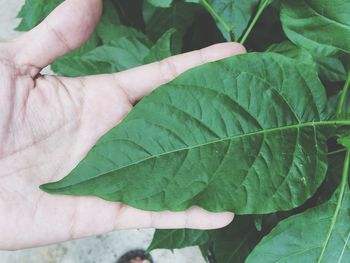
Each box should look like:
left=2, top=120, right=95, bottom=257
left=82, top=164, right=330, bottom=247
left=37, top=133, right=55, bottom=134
left=197, top=0, right=261, bottom=40
left=84, top=37, right=150, bottom=72
left=317, top=57, right=348, bottom=82
left=147, top=0, right=173, bottom=8
left=147, top=229, right=209, bottom=251
left=51, top=56, right=113, bottom=77
left=146, top=2, right=200, bottom=53
left=209, top=216, right=264, bottom=263
left=97, top=23, right=150, bottom=46
left=144, top=29, right=176, bottom=63
left=245, top=3, right=285, bottom=51
left=16, top=0, right=63, bottom=31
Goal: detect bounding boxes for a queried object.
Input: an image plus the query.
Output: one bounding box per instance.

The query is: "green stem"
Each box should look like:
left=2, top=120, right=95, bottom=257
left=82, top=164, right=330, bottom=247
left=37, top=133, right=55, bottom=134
left=239, top=0, right=270, bottom=45
left=321, top=72, right=350, bottom=261
left=336, top=72, right=350, bottom=116
left=321, top=72, right=350, bottom=262
left=201, top=0, right=233, bottom=40
left=328, top=148, right=346, bottom=156
left=317, top=149, right=350, bottom=263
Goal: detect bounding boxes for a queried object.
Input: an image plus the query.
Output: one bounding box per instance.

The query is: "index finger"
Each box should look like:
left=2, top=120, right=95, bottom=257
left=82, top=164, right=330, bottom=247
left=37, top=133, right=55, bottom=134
left=83, top=42, right=246, bottom=104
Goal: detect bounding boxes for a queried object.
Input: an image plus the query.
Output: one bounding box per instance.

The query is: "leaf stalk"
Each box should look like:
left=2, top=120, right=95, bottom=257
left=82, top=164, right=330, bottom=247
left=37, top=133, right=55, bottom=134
left=239, top=0, right=270, bottom=45
left=201, top=0, right=233, bottom=40
left=317, top=149, right=350, bottom=262
left=327, top=148, right=346, bottom=156
left=321, top=72, right=350, bottom=261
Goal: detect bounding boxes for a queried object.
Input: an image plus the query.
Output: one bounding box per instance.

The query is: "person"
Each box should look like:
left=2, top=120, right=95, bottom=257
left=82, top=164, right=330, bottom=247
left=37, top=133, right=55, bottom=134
left=0, top=0, right=246, bottom=251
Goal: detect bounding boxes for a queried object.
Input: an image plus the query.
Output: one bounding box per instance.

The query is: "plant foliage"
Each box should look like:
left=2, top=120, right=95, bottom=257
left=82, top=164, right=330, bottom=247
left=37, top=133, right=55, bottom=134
left=17, top=0, right=350, bottom=262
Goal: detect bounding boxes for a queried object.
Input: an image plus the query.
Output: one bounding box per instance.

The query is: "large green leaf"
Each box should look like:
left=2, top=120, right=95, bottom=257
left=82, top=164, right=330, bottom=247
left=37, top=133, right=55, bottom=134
left=41, top=53, right=349, bottom=214
left=280, top=0, right=350, bottom=56
left=247, top=152, right=350, bottom=263
left=147, top=229, right=209, bottom=251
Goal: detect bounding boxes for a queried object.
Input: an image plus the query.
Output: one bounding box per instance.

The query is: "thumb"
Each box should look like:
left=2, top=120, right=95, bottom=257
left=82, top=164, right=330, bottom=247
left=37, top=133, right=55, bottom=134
left=12, top=0, right=102, bottom=74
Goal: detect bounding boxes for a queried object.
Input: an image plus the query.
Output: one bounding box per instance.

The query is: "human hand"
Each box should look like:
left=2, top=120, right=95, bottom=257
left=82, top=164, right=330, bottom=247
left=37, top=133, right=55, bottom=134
left=0, top=0, right=246, bottom=250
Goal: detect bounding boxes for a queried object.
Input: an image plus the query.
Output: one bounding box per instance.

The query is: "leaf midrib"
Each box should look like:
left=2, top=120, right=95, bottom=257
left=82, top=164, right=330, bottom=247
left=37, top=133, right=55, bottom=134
left=48, top=119, right=350, bottom=190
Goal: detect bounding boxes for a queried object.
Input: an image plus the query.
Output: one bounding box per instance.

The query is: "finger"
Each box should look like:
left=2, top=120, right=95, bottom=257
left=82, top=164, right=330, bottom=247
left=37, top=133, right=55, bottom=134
left=67, top=199, right=234, bottom=239
left=83, top=42, right=246, bottom=104
left=12, top=0, right=102, bottom=72
left=18, top=195, right=233, bottom=249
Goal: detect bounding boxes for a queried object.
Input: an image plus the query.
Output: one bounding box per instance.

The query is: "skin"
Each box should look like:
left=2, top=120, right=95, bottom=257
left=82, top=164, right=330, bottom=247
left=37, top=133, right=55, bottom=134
left=0, top=0, right=246, bottom=250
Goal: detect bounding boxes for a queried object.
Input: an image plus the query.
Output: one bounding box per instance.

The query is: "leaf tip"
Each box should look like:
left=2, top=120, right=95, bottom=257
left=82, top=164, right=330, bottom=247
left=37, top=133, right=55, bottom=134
left=39, top=182, right=58, bottom=193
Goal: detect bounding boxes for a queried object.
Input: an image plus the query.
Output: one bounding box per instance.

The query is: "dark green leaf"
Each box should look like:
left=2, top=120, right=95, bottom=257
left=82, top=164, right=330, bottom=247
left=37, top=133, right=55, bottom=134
left=51, top=56, right=113, bottom=77
left=147, top=0, right=173, bottom=8
left=97, top=23, right=150, bottom=45
left=267, top=41, right=314, bottom=64
left=317, top=57, right=348, bottom=82
left=41, top=53, right=348, bottom=214
left=182, top=7, right=226, bottom=52
left=198, top=243, right=210, bottom=262
left=113, top=0, right=145, bottom=30
left=50, top=30, right=100, bottom=76
left=99, top=0, right=121, bottom=26
left=267, top=41, right=348, bottom=82
left=210, top=216, right=263, bottom=263
left=198, top=0, right=260, bottom=40
left=16, top=0, right=63, bottom=31
left=339, top=136, right=350, bottom=149
left=244, top=3, right=286, bottom=52
left=148, top=216, right=265, bottom=263
left=53, top=33, right=151, bottom=76
left=147, top=229, right=209, bottom=251
left=84, top=37, right=150, bottom=72
left=146, top=2, right=200, bottom=53
left=308, top=147, right=344, bottom=205
left=253, top=215, right=263, bottom=232
left=62, top=32, right=100, bottom=59
left=143, top=1, right=158, bottom=25
left=97, top=1, right=149, bottom=46
left=281, top=0, right=350, bottom=56
left=247, top=162, right=350, bottom=262
left=144, top=29, right=175, bottom=63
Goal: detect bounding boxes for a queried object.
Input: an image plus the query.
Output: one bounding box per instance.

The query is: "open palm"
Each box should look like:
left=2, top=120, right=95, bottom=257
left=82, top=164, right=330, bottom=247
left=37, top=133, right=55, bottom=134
left=0, top=0, right=245, bottom=250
